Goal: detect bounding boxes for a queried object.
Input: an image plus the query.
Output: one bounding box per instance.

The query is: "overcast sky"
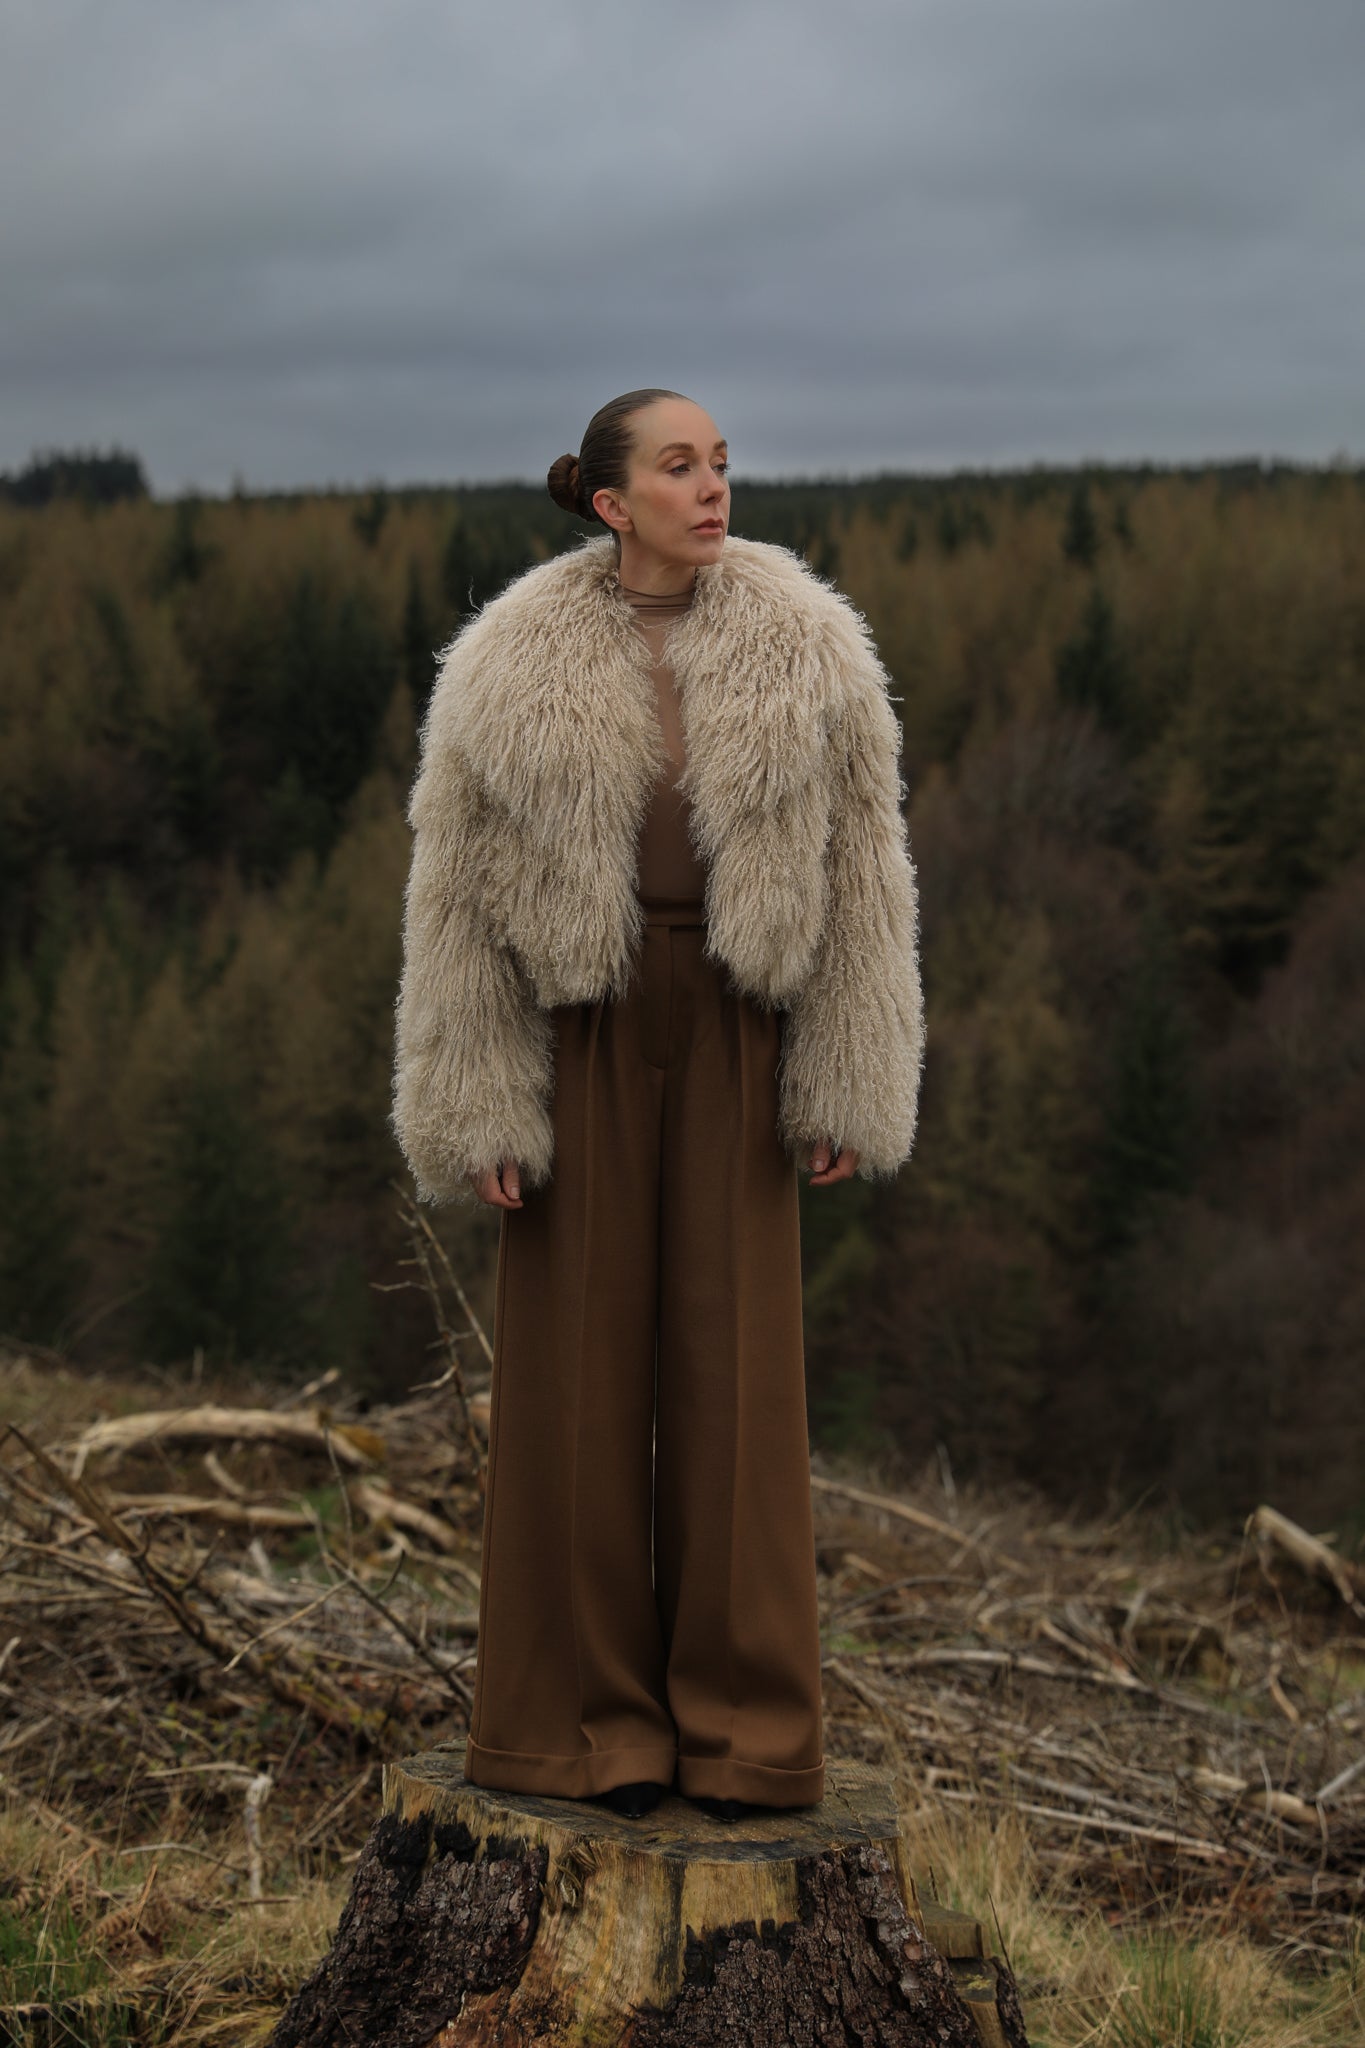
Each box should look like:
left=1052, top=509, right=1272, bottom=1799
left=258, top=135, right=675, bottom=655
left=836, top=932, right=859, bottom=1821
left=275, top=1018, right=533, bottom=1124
left=3, top=0, right=1362, bottom=493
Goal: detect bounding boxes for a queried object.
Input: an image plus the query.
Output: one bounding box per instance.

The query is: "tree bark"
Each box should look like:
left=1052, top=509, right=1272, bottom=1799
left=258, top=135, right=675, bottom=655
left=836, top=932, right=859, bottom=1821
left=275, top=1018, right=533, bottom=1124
left=270, top=1739, right=1029, bottom=2047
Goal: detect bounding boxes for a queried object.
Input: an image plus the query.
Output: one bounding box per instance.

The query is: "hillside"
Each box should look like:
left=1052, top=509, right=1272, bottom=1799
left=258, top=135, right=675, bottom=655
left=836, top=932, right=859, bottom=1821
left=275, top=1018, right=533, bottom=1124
left=2, top=462, right=1364, bottom=1526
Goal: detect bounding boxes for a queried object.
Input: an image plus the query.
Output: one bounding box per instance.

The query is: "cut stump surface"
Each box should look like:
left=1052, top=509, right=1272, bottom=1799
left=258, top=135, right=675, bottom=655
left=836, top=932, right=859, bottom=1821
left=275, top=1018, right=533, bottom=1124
left=270, top=1738, right=1029, bottom=2047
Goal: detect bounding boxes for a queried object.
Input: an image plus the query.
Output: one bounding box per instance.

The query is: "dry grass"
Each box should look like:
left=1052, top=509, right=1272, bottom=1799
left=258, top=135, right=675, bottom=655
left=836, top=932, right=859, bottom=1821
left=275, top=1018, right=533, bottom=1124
left=901, top=1789, right=1363, bottom=2046
left=0, top=1803, right=346, bottom=2044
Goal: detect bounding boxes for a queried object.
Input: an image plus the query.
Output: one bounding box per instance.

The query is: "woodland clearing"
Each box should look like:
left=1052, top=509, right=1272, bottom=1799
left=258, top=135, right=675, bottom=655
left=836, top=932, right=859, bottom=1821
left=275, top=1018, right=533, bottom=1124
left=0, top=1215, right=1362, bottom=2044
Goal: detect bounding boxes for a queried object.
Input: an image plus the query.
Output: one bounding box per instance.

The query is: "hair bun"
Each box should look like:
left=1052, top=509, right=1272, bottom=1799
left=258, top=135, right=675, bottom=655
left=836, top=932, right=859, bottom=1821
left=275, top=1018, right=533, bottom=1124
left=547, top=452, right=587, bottom=518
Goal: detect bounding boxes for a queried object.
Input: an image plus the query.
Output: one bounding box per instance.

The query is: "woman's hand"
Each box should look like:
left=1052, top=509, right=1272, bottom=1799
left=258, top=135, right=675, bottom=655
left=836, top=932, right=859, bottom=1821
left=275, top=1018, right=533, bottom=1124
left=467, top=1158, right=524, bottom=1209
left=805, top=1140, right=860, bottom=1187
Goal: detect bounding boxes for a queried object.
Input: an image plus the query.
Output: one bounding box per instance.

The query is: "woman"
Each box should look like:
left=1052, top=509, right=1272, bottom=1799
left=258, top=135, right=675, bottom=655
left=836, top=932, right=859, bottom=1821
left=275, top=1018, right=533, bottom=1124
left=392, top=389, right=924, bottom=1823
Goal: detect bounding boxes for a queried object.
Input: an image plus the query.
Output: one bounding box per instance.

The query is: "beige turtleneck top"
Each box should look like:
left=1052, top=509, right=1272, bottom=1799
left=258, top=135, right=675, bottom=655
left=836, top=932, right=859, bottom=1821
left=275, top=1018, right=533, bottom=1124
left=620, top=579, right=708, bottom=906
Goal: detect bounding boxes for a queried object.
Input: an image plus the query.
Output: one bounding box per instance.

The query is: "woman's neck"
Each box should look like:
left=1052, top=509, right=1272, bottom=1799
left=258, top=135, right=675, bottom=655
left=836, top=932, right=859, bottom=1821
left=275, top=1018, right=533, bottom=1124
left=613, top=538, right=698, bottom=599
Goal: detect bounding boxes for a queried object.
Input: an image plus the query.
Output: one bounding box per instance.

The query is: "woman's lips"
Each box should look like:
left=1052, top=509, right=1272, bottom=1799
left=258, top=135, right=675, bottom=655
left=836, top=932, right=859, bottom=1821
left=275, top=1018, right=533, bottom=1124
left=693, top=521, right=725, bottom=533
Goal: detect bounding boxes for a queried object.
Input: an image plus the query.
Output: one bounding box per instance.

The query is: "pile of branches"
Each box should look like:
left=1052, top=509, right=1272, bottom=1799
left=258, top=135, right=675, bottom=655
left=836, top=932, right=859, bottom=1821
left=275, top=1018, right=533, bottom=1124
left=815, top=1474, right=1365, bottom=1959
left=1, top=1380, right=483, bottom=1769
left=0, top=1193, right=491, bottom=1876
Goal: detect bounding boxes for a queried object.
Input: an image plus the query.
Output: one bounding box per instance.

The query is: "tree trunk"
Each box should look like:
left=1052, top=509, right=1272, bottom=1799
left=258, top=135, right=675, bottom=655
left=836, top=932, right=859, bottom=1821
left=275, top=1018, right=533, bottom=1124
left=270, top=1738, right=1029, bottom=2047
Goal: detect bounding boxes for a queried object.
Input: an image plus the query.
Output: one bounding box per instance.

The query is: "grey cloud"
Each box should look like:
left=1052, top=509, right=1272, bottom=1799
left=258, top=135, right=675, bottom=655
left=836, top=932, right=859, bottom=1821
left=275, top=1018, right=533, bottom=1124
left=2, top=0, right=1361, bottom=489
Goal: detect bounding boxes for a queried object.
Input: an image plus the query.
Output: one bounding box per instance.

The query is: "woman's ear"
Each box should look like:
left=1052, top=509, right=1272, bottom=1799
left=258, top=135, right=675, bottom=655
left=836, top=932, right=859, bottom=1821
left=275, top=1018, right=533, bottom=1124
left=592, top=487, right=632, bottom=535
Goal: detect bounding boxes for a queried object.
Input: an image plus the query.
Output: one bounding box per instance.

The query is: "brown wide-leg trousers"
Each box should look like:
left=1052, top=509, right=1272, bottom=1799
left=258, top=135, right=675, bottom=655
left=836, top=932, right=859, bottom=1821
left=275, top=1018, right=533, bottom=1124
left=463, top=898, right=826, bottom=1807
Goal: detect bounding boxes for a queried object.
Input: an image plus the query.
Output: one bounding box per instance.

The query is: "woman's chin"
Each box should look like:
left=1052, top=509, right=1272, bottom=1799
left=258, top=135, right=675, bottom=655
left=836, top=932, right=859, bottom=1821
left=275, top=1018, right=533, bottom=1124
left=631, top=528, right=728, bottom=575
left=686, top=529, right=728, bottom=563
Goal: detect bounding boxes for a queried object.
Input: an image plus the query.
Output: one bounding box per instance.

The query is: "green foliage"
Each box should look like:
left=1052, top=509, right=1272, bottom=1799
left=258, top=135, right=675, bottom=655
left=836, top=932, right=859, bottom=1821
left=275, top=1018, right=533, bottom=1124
left=138, top=1053, right=300, bottom=1367
left=927, top=907, right=1092, bottom=1253
left=0, top=1896, right=114, bottom=2011
left=278, top=1479, right=348, bottom=1564
left=1151, top=625, right=1344, bottom=979
left=936, top=500, right=964, bottom=555
left=212, top=565, right=398, bottom=872
left=159, top=494, right=214, bottom=587
left=273, top=570, right=395, bottom=816
left=1112, top=495, right=1136, bottom=549
left=728, top=484, right=837, bottom=557
left=18, top=856, right=81, bottom=1033
left=810, top=1356, right=884, bottom=1461
left=351, top=485, right=389, bottom=548
left=88, top=584, right=140, bottom=710
left=1092, top=908, right=1199, bottom=1254
left=0, top=982, right=86, bottom=1343
left=141, top=687, right=224, bottom=859
left=441, top=505, right=537, bottom=619
left=1062, top=479, right=1101, bottom=565
left=307, top=1248, right=380, bottom=1377
left=0, top=444, right=149, bottom=506
left=800, top=1162, right=880, bottom=1375
left=1055, top=583, right=1133, bottom=739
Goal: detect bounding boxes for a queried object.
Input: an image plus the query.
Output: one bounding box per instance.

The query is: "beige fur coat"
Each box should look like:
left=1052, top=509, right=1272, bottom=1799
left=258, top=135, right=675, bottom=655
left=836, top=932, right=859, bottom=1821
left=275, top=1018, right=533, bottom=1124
left=391, top=533, right=924, bottom=1205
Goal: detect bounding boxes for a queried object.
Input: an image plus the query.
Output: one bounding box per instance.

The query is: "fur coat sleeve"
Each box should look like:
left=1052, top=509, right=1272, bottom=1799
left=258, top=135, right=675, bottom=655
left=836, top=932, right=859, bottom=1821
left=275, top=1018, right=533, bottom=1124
left=390, top=611, right=558, bottom=1207
left=775, top=597, right=925, bottom=1180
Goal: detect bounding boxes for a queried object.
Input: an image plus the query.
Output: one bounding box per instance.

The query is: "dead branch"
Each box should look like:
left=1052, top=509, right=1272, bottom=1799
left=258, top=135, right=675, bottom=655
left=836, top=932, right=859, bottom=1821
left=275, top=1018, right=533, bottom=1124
left=390, top=1181, right=489, bottom=1482
left=811, top=1471, right=1023, bottom=1571
left=63, top=1405, right=384, bottom=1479
left=350, top=1477, right=459, bottom=1553
left=1248, top=1504, right=1365, bottom=1617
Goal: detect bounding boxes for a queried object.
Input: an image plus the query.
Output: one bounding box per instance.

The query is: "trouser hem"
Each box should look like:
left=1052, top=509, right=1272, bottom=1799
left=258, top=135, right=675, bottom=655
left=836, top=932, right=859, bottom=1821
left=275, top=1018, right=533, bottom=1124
left=464, top=1735, right=677, bottom=1799
left=463, top=1736, right=825, bottom=1808
left=677, top=1753, right=826, bottom=1807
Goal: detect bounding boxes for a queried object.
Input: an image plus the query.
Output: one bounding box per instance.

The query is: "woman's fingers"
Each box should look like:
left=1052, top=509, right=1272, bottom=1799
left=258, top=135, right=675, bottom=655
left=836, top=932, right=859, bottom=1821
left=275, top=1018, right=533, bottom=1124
left=806, top=1141, right=860, bottom=1186
left=467, top=1158, right=524, bottom=1209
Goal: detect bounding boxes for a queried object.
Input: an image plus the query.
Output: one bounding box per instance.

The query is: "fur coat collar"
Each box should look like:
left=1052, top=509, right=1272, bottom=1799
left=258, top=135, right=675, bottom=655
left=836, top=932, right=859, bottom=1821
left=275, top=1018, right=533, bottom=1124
left=392, top=534, right=924, bottom=1203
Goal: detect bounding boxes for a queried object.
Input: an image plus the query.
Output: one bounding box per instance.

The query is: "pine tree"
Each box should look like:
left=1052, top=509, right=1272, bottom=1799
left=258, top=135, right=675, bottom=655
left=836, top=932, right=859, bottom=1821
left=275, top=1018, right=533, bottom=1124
left=352, top=487, right=389, bottom=549
left=1055, top=584, right=1133, bottom=738
left=260, top=569, right=397, bottom=863
left=160, top=494, right=212, bottom=587
left=0, top=983, right=85, bottom=1342
left=139, top=1055, right=299, bottom=1366
left=1062, top=481, right=1100, bottom=567
left=441, top=507, right=535, bottom=621
left=1091, top=905, right=1199, bottom=1252
left=935, top=500, right=964, bottom=556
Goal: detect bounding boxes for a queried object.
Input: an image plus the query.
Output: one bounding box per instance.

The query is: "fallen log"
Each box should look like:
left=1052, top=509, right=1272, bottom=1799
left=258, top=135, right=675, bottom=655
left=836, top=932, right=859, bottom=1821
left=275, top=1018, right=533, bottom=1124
left=269, top=1738, right=1029, bottom=2047
left=65, top=1406, right=384, bottom=1478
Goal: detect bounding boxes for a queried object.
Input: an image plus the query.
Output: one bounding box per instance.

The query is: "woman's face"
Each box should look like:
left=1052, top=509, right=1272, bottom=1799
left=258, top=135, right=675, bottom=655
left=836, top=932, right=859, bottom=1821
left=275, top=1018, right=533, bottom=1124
left=592, top=397, right=730, bottom=574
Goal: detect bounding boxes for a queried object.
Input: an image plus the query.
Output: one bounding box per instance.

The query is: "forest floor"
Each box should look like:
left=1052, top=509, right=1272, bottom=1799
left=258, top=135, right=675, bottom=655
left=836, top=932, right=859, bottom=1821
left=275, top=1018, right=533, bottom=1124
left=1, top=1331, right=1362, bottom=2047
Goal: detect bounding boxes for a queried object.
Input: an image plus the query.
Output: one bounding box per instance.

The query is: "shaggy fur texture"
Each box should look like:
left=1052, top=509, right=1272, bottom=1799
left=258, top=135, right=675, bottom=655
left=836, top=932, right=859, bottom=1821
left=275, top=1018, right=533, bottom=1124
left=392, top=533, right=924, bottom=1205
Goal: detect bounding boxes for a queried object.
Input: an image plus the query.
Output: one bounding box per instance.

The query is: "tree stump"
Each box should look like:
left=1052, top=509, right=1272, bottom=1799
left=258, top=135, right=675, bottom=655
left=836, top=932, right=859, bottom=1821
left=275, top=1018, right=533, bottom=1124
left=270, top=1737, right=1029, bottom=2047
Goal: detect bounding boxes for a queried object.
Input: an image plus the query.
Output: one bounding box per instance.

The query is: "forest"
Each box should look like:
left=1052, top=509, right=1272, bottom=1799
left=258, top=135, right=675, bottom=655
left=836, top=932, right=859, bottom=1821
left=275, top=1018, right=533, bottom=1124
left=2, top=452, right=1362, bottom=1528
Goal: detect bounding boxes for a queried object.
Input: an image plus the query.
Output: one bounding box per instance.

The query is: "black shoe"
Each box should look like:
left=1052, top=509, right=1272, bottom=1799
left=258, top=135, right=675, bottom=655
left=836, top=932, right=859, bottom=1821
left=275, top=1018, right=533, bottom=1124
left=689, top=1793, right=757, bottom=1822
left=594, top=1779, right=666, bottom=1819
